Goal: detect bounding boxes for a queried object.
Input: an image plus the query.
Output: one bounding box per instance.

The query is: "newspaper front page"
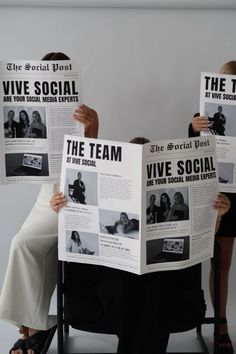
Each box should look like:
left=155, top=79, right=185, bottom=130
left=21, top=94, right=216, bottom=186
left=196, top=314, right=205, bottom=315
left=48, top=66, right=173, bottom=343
left=58, top=135, right=218, bottom=275
left=141, top=135, right=218, bottom=273
left=0, top=60, right=82, bottom=184
left=200, top=72, right=236, bottom=193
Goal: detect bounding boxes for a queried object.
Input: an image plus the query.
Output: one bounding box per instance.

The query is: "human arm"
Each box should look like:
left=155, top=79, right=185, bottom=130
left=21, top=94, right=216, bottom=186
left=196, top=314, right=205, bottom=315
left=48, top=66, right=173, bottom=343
left=165, top=206, right=176, bottom=221
left=50, top=191, right=67, bottom=213
left=183, top=204, right=189, bottom=220
left=214, top=193, right=231, bottom=233
left=41, top=123, right=47, bottom=138
left=122, top=220, right=136, bottom=234
left=73, top=104, right=99, bottom=138
left=66, top=239, right=73, bottom=252
left=188, top=113, right=209, bottom=137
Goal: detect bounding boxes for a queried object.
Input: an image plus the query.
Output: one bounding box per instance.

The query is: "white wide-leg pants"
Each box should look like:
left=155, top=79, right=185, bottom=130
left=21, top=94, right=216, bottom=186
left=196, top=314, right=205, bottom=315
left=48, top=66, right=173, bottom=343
left=0, top=184, right=59, bottom=330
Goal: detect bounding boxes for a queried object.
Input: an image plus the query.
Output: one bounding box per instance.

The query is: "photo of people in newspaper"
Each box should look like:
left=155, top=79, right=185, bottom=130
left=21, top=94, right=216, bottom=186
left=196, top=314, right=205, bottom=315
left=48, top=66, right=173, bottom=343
left=5, top=153, right=49, bottom=176
left=99, top=209, right=139, bottom=239
left=64, top=168, right=98, bottom=206
left=146, top=187, right=189, bottom=224
left=3, top=106, right=47, bottom=139
left=146, top=236, right=190, bottom=264
left=65, top=230, right=99, bottom=256
left=204, top=103, right=236, bottom=137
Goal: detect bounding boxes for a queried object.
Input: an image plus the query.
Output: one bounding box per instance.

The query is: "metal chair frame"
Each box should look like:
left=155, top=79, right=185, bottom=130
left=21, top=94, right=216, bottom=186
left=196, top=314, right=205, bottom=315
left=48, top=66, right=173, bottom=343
left=57, top=241, right=221, bottom=354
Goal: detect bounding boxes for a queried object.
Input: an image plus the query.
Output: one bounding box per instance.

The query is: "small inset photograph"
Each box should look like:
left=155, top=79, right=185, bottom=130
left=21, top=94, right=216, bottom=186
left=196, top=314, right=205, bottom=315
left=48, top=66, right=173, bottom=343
left=66, top=230, right=99, bottom=255
left=204, top=102, right=236, bottom=137
left=218, top=162, right=234, bottom=184
left=3, top=106, right=47, bottom=139
left=146, top=187, right=189, bottom=224
left=64, top=169, right=98, bottom=206
left=99, top=209, right=139, bottom=239
left=5, top=153, right=49, bottom=176
left=146, top=236, right=190, bottom=264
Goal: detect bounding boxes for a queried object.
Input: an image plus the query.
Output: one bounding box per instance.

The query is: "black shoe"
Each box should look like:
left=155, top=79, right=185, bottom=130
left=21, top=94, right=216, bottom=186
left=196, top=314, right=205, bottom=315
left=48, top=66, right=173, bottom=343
left=9, top=338, right=27, bottom=354
left=218, top=318, right=234, bottom=354
left=25, top=325, right=57, bottom=354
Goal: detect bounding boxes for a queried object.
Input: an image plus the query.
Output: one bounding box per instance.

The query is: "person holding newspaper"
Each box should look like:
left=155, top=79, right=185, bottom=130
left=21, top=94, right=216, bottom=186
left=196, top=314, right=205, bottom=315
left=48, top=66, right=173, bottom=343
left=189, top=60, right=236, bottom=354
left=50, top=136, right=230, bottom=354
left=0, top=52, right=99, bottom=354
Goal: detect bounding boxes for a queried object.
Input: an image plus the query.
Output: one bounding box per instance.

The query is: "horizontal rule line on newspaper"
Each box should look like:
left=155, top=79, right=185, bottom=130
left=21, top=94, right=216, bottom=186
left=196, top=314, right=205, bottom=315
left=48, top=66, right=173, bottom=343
left=146, top=157, right=215, bottom=179
left=150, top=138, right=210, bottom=153
left=6, top=62, right=72, bottom=73
left=2, top=80, right=78, bottom=96
left=205, top=92, right=236, bottom=101
left=147, top=171, right=216, bottom=187
left=4, top=96, right=79, bottom=103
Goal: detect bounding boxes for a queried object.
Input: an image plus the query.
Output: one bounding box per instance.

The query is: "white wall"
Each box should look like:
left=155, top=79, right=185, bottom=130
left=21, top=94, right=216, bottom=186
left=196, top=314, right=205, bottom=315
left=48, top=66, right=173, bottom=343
left=0, top=0, right=236, bottom=311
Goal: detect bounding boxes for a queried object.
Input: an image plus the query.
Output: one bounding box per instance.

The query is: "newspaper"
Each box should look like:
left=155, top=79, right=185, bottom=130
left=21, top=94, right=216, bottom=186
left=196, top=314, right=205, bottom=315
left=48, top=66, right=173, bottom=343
left=0, top=60, right=82, bottom=184
left=58, top=134, right=218, bottom=274
left=200, top=72, right=236, bottom=193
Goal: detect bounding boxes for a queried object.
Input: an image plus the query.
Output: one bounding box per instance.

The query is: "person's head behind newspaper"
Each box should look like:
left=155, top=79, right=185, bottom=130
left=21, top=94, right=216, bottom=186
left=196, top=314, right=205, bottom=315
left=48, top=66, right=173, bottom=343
left=41, top=52, right=70, bottom=61
left=129, top=137, right=150, bottom=145
left=219, top=60, right=236, bottom=75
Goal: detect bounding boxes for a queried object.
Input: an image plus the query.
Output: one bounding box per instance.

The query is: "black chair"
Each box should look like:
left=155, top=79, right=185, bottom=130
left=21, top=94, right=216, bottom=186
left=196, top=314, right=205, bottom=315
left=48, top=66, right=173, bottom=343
left=68, top=184, right=77, bottom=203
left=57, top=241, right=221, bottom=354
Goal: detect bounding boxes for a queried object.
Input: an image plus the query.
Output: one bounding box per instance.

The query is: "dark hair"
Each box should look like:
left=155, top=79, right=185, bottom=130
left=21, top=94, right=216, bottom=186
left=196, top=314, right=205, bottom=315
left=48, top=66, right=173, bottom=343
left=219, top=61, right=236, bottom=75
left=120, top=212, right=129, bottom=222
left=8, top=110, right=15, bottom=117
left=129, top=137, right=150, bottom=145
left=71, top=231, right=81, bottom=245
left=41, top=52, right=70, bottom=60
left=150, top=194, right=156, bottom=201
left=160, top=193, right=171, bottom=210
left=19, top=110, right=30, bottom=126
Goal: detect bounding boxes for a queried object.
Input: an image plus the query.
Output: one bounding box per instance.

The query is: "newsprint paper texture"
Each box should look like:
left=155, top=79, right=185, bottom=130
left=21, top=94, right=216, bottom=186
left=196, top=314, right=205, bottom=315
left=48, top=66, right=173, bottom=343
left=0, top=60, right=82, bottom=184
left=200, top=72, right=236, bottom=193
left=58, top=134, right=219, bottom=275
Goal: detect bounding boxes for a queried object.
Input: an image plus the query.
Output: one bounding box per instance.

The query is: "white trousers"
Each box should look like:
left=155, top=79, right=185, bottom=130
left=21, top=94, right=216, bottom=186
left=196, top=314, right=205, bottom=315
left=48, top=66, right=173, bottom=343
left=0, top=184, right=59, bottom=330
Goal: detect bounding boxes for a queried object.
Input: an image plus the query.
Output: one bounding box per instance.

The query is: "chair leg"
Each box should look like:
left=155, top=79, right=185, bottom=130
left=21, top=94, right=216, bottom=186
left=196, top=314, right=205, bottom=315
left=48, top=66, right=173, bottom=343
left=64, top=323, right=69, bottom=335
left=57, top=260, right=64, bottom=354
left=213, top=241, right=221, bottom=354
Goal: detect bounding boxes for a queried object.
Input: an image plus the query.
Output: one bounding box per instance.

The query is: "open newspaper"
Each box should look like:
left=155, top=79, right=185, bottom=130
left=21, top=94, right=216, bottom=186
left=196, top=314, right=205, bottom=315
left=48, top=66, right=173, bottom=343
left=0, top=60, right=82, bottom=184
left=58, top=134, right=218, bottom=274
left=200, top=72, right=236, bottom=193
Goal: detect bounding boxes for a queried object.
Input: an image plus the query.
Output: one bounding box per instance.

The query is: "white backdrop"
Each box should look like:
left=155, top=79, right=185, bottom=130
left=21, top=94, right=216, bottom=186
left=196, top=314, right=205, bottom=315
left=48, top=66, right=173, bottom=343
left=0, top=0, right=236, bottom=315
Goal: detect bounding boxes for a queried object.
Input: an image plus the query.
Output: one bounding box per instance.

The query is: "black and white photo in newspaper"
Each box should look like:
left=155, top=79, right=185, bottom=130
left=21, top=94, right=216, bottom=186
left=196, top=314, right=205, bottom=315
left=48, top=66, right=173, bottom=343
left=0, top=60, right=82, bottom=184
left=141, top=135, right=219, bottom=273
left=58, top=135, right=143, bottom=274
left=200, top=72, right=236, bottom=193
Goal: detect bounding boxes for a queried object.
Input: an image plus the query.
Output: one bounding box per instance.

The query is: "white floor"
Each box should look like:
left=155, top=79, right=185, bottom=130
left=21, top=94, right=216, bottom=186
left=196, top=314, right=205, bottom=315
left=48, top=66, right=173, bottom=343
left=1, top=260, right=236, bottom=353
left=1, top=294, right=235, bottom=354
